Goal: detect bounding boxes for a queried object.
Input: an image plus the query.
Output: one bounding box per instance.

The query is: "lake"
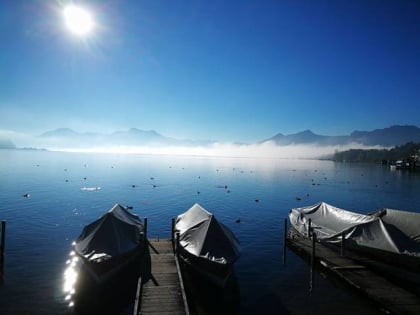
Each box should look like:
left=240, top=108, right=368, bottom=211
left=0, top=149, right=419, bottom=314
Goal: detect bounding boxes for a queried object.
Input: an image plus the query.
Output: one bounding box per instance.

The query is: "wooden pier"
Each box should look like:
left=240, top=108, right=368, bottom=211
left=286, top=231, right=420, bottom=315
left=134, top=238, right=189, bottom=315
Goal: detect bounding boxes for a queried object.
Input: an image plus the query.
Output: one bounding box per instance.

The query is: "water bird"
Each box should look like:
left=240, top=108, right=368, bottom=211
left=152, top=184, right=156, bottom=188
left=296, top=197, right=302, bottom=201
left=126, top=205, right=133, bottom=210
left=197, top=191, right=200, bottom=195
left=235, top=218, right=241, bottom=223
left=150, top=177, right=154, bottom=180
left=255, top=199, right=260, bottom=203
left=132, top=184, right=136, bottom=188
left=65, top=179, right=69, bottom=182
left=23, top=193, right=30, bottom=198
left=84, top=177, right=87, bottom=180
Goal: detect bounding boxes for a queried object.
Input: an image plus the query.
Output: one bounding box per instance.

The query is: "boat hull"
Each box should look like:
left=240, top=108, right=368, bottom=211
left=78, top=245, right=144, bottom=284
left=178, top=247, right=234, bottom=288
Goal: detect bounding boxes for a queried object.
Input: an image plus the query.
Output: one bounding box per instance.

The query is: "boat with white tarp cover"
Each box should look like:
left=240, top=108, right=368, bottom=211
left=174, top=203, right=240, bottom=287
left=289, top=202, right=420, bottom=270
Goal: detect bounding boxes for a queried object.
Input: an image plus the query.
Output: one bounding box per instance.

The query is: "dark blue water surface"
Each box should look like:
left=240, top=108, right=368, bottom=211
left=0, top=149, right=419, bottom=314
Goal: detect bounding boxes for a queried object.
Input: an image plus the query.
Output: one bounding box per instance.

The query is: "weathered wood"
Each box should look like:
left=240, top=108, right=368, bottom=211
left=143, top=218, right=148, bottom=248
left=283, top=218, right=287, bottom=265
left=309, top=231, right=315, bottom=294
left=287, top=232, right=420, bottom=315
left=133, top=277, right=142, bottom=315
left=138, top=239, right=189, bottom=315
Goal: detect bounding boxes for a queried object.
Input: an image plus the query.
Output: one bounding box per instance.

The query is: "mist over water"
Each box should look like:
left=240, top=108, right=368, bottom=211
left=40, top=142, right=383, bottom=159
left=1, top=129, right=388, bottom=159
left=0, top=149, right=418, bottom=314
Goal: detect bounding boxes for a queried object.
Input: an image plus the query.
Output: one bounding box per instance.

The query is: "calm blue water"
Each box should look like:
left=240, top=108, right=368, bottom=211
left=0, top=149, right=419, bottom=314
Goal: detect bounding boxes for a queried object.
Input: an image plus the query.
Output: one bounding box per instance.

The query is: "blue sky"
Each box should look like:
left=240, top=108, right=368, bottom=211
left=1, top=0, right=419, bottom=143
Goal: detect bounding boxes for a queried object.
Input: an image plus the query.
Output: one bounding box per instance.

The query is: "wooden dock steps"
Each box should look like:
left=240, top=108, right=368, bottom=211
left=287, top=234, right=420, bottom=315
left=135, top=239, right=189, bottom=315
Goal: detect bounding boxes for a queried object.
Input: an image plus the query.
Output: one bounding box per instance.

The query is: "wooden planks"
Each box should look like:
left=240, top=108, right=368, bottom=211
left=136, top=239, right=189, bottom=315
left=287, top=233, right=420, bottom=315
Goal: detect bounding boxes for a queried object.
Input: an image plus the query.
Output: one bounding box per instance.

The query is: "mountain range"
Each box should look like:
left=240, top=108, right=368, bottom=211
left=37, top=128, right=213, bottom=148
left=1, top=125, right=419, bottom=150
left=262, top=125, right=420, bottom=147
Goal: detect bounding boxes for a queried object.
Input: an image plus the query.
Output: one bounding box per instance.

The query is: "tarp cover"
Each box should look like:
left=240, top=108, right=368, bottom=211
left=372, top=208, right=420, bottom=243
left=75, top=204, right=144, bottom=262
left=289, top=202, right=420, bottom=257
left=175, top=203, right=240, bottom=264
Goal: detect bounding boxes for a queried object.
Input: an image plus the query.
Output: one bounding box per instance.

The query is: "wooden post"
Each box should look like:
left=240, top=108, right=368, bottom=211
left=175, top=232, right=180, bottom=259
left=143, top=218, right=148, bottom=248
left=283, top=218, right=287, bottom=265
left=171, top=218, right=175, bottom=239
left=310, top=231, right=316, bottom=294
left=341, top=231, right=345, bottom=257
left=171, top=218, right=175, bottom=252
left=133, top=277, right=142, bottom=315
left=1, top=221, right=5, bottom=279
left=308, top=218, right=312, bottom=237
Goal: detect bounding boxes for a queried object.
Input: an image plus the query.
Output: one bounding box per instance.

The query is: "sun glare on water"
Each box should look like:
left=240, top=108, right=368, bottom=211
left=63, top=5, right=94, bottom=37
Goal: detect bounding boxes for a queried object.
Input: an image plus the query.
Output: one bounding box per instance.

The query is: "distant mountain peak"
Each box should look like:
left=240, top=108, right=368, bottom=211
left=39, top=128, right=79, bottom=138
left=265, top=125, right=420, bottom=147
left=127, top=128, right=161, bottom=136
left=295, top=129, right=316, bottom=136
left=35, top=127, right=210, bottom=148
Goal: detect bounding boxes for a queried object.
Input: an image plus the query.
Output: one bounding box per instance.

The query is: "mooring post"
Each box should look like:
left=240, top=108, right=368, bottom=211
left=171, top=218, right=175, bottom=252
left=175, top=232, right=180, bottom=259
left=171, top=218, right=175, bottom=239
left=283, top=218, right=287, bottom=265
left=143, top=217, right=148, bottom=248
left=341, top=231, right=345, bottom=257
left=308, top=218, right=312, bottom=237
left=310, top=230, right=316, bottom=294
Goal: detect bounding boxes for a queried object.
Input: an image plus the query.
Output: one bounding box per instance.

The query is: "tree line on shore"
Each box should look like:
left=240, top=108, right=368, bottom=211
left=333, top=142, right=420, bottom=163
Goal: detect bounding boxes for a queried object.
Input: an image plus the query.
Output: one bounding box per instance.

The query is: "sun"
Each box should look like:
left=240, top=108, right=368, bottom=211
left=63, top=5, right=94, bottom=37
